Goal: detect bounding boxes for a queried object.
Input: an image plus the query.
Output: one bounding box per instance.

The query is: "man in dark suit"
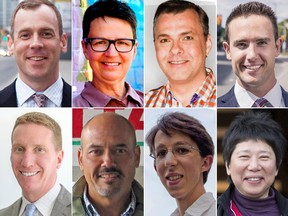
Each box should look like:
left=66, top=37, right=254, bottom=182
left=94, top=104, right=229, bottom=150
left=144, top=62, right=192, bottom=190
left=0, top=112, right=71, bottom=216
left=218, top=2, right=288, bottom=107
left=0, top=0, right=71, bottom=107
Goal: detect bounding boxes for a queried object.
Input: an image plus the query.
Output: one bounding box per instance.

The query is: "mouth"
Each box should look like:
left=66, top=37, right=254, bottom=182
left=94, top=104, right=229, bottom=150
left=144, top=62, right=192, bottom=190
left=243, top=64, right=263, bottom=71
left=166, top=175, right=183, bottom=181
left=27, top=56, right=47, bottom=61
left=244, top=176, right=264, bottom=183
left=102, top=62, right=121, bottom=66
left=168, top=60, right=188, bottom=65
left=20, top=171, right=39, bottom=177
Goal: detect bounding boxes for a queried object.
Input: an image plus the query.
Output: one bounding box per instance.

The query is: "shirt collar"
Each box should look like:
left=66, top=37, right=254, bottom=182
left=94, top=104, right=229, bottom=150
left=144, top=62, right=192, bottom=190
left=83, top=185, right=136, bottom=216
left=15, top=76, right=63, bottom=107
left=81, top=82, right=142, bottom=107
left=19, top=183, right=61, bottom=216
left=234, top=81, right=284, bottom=107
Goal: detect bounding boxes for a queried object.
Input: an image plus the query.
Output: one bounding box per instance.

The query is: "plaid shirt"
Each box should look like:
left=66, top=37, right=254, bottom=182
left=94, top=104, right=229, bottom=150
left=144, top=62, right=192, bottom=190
left=145, top=68, right=216, bottom=107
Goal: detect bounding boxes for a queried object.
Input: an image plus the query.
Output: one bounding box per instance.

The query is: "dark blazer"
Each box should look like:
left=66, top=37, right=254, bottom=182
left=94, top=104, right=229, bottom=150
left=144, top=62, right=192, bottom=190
left=0, top=79, right=71, bottom=107
left=217, top=85, right=288, bottom=107
left=0, top=184, right=71, bottom=216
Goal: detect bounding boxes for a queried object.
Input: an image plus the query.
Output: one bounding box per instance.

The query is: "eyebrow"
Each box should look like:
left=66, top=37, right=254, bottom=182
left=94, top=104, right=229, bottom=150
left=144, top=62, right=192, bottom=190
left=233, top=37, right=271, bottom=46
left=235, top=150, right=273, bottom=155
left=156, top=31, right=195, bottom=40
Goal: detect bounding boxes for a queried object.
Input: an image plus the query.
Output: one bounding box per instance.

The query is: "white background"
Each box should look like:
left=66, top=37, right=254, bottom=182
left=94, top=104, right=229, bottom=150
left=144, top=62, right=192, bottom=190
left=0, top=108, right=72, bottom=209
left=145, top=0, right=217, bottom=93
left=144, top=108, right=217, bottom=215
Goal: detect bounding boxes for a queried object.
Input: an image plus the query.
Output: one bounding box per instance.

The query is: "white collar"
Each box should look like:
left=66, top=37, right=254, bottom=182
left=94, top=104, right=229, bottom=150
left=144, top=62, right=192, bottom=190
left=19, top=183, right=61, bottom=216
left=234, top=81, right=284, bottom=107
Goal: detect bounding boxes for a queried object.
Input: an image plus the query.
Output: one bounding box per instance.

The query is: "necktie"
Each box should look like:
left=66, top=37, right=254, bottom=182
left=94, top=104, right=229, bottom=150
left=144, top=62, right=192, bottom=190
left=252, top=98, right=273, bottom=107
left=25, top=203, right=36, bottom=216
left=32, top=93, right=47, bottom=107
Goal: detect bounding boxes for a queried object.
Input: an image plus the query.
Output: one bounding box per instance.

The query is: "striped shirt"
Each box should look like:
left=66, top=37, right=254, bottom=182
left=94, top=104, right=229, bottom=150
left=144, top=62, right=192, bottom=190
left=145, top=68, right=216, bottom=108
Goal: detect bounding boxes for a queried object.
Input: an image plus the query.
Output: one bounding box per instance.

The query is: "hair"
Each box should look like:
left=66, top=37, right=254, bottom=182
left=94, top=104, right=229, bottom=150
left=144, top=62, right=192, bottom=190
left=82, top=0, right=137, bottom=40
left=146, top=112, right=214, bottom=184
left=153, top=0, right=209, bottom=40
left=12, top=112, right=62, bottom=151
left=222, top=111, right=287, bottom=171
left=225, top=1, right=278, bottom=43
left=10, top=0, right=63, bottom=38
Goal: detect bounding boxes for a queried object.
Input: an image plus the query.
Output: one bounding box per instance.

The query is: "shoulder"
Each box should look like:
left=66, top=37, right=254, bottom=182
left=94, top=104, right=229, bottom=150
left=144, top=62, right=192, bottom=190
left=132, top=180, right=143, bottom=216
left=0, top=81, right=17, bottom=107
left=145, top=85, right=166, bottom=107
left=0, top=198, right=21, bottom=216
left=217, top=87, right=237, bottom=107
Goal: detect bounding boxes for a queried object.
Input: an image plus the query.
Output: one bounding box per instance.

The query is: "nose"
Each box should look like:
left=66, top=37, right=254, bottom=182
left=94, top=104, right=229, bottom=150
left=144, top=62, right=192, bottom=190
left=248, top=157, right=261, bottom=171
left=164, top=150, right=178, bottom=167
left=29, top=34, right=44, bottom=49
left=20, top=151, right=35, bottom=168
left=101, top=150, right=114, bottom=168
left=170, top=40, right=183, bottom=55
left=246, top=43, right=258, bottom=61
left=105, top=43, right=118, bottom=57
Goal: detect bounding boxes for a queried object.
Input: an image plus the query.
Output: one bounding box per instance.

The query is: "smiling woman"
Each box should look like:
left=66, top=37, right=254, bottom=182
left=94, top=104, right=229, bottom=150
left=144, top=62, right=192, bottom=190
left=217, top=110, right=288, bottom=216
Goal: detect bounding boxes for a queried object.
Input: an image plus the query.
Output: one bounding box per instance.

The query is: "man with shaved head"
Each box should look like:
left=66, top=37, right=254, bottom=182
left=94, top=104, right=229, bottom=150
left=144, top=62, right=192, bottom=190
left=73, top=112, right=143, bottom=216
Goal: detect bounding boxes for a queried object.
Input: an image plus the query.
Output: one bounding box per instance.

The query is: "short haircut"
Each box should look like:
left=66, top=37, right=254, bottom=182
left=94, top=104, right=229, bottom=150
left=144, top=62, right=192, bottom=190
left=10, top=0, right=63, bottom=38
left=222, top=111, right=287, bottom=170
left=82, top=0, right=137, bottom=40
left=12, top=112, right=62, bottom=151
left=153, top=0, right=209, bottom=40
left=225, top=1, right=278, bottom=43
left=146, top=112, right=214, bottom=184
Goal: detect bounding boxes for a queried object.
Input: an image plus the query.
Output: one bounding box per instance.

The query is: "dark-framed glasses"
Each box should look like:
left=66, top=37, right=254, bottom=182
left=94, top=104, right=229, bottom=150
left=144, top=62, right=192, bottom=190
left=150, top=144, right=200, bottom=160
left=84, top=38, right=136, bottom=53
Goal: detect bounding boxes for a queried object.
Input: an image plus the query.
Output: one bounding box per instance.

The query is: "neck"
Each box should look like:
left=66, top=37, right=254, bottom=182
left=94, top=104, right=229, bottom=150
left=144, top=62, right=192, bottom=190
left=19, top=74, right=58, bottom=92
left=92, top=79, right=127, bottom=100
left=169, top=71, right=206, bottom=106
left=175, top=185, right=206, bottom=216
left=237, top=76, right=277, bottom=98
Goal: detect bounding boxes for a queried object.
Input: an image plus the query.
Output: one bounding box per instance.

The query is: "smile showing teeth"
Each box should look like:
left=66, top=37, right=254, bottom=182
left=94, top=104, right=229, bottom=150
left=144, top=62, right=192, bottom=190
left=100, top=173, right=119, bottom=179
left=167, top=175, right=182, bottom=181
left=29, top=57, right=45, bottom=61
left=103, top=62, right=120, bottom=66
left=170, top=60, right=186, bottom=65
left=244, top=65, right=261, bottom=71
left=21, top=171, right=38, bottom=177
left=246, top=177, right=261, bottom=181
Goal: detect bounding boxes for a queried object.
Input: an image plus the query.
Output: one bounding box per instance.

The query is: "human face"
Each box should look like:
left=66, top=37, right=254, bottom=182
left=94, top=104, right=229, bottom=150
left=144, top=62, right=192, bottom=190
left=154, top=10, right=212, bottom=84
left=223, top=15, right=281, bottom=95
left=153, top=130, right=212, bottom=203
left=8, top=5, right=67, bottom=90
left=78, top=115, right=140, bottom=199
left=82, top=17, right=137, bottom=85
left=226, top=140, right=278, bottom=199
left=11, top=124, right=63, bottom=202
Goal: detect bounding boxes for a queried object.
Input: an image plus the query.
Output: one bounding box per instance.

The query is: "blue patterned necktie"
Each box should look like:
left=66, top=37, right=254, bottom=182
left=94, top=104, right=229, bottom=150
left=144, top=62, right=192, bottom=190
left=32, top=93, right=47, bottom=107
left=25, top=203, right=36, bottom=216
left=252, top=98, right=273, bottom=107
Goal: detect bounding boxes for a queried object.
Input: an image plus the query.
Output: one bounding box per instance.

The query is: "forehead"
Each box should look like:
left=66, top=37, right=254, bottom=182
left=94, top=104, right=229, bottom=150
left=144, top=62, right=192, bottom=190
left=228, top=15, right=275, bottom=41
left=13, top=4, right=59, bottom=33
left=155, top=9, right=202, bottom=32
left=88, top=16, right=133, bottom=37
left=233, top=140, right=275, bottom=155
left=154, top=130, right=194, bottom=147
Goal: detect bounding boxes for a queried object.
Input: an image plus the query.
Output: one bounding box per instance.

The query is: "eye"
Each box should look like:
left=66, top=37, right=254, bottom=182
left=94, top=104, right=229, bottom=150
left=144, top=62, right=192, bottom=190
left=35, top=146, right=46, bottom=153
left=114, top=147, right=128, bottom=155
left=259, top=155, right=270, bottom=160
left=239, top=155, right=249, bottom=160
left=183, top=35, right=193, bottom=41
left=41, top=31, right=54, bottom=39
left=116, top=40, right=131, bottom=46
left=235, top=42, right=248, bottom=50
left=156, top=149, right=167, bottom=158
left=174, top=146, right=190, bottom=155
left=257, top=40, right=268, bottom=46
left=19, top=33, right=30, bottom=40
left=159, top=38, right=171, bottom=44
left=89, top=148, right=103, bottom=156
left=93, top=39, right=107, bottom=46
left=13, top=146, right=24, bottom=153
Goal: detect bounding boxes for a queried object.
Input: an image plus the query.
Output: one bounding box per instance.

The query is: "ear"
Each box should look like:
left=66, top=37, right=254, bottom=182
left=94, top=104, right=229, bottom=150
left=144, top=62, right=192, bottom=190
left=223, top=41, right=232, bottom=60
left=205, top=34, right=212, bottom=57
left=225, top=161, right=231, bottom=176
left=132, top=40, right=138, bottom=60
left=8, top=35, right=14, bottom=55
left=81, top=40, right=89, bottom=60
left=60, top=33, right=68, bottom=53
left=56, top=150, right=64, bottom=169
left=201, top=155, right=213, bottom=172
left=78, top=147, right=84, bottom=171
left=134, top=145, right=141, bottom=168
left=275, top=37, right=282, bottom=57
